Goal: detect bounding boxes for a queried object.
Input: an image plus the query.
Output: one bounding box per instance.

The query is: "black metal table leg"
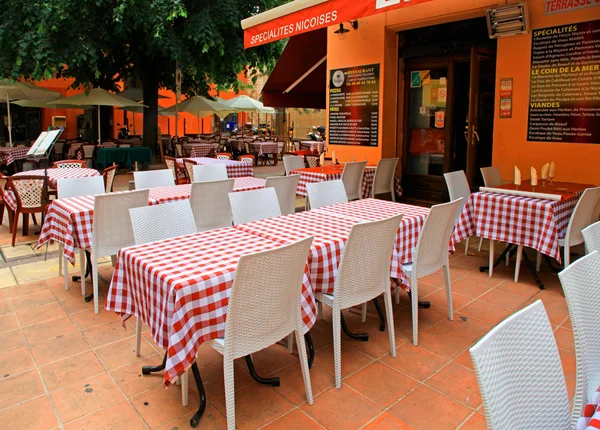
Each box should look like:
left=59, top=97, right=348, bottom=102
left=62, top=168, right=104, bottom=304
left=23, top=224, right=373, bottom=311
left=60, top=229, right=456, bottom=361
left=189, top=362, right=207, bottom=428
left=142, top=351, right=167, bottom=375
left=245, top=355, right=280, bottom=386
left=304, top=333, right=314, bottom=369
left=543, top=254, right=563, bottom=273
left=407, top=292, right=430, bottom=309
left=521, top=249, right=545, bottom=289
left=372, top=298, right=385, bottom=332
left=340, top=312, right=369, bottom=341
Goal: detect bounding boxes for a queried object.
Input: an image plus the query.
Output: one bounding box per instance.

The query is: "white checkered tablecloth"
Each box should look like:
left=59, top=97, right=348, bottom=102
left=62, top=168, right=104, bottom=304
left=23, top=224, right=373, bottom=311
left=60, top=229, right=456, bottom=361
left=300, top=141, right=325, bottom=152
left=106, top=227, right=317, bottom=387
left=4, top=168, right=100, bottom=211
left=250, top=142, right=278, bottom=156
left=451, top=191, right=581, bottom=262
left=0, top=147, right=29, bottom=165
left=234, top=210, right=357, bottom=295
left=175, top=157, right=253, bottom=178
left=184, top=143, right=213, bottom=158
left=314, top=199, right=429, bottom=288
left=148, top=178, right=265, bottom=205
left=38, top=178, right=267, bottom=263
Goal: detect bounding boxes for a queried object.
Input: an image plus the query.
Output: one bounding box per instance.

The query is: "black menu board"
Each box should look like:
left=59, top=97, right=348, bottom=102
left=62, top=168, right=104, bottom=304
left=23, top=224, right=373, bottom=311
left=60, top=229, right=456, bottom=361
left=328, top=64, right=380, bottom=146
left=528, top=20, right=600, bottom=143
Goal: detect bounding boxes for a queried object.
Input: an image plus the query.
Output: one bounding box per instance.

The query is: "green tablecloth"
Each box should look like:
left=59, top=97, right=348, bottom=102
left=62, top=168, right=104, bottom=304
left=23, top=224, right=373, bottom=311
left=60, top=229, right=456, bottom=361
left=95, top=147, right=152, bottom=169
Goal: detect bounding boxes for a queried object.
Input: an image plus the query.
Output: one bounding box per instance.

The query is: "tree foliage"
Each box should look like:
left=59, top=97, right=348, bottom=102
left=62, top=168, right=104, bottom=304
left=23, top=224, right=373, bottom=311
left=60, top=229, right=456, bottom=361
left=0, top=0, right=287, bottom=145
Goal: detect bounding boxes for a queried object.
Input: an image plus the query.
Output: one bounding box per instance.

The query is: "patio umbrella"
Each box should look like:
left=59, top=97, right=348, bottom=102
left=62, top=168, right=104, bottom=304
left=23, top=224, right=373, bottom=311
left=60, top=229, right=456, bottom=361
left=164, top=96, right=232, bottom=136
left=11, top=97, right=85, bottom=127
left=47, top=88, right=143, bottom=143
left=118, top=88, right=168, bottom=103
left=222, top=95, right=275, bottom=114
left=0, top=80, right=61, bottom=146
left=116, top=104, right=176, bottom=134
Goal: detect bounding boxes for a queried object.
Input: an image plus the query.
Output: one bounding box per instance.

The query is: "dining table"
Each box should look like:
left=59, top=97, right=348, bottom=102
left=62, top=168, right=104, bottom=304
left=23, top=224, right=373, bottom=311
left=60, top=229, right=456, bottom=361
left=176, top=157, right=254, bottom=178
left=0, top=146, right=29, bottom=166
left=249, top=142, right=279, bottom=165
left=183, top=143, right=214, bottom=158
left=95, top=146, right=153, bottom=169
left=300, top=141, right=325, bottom=153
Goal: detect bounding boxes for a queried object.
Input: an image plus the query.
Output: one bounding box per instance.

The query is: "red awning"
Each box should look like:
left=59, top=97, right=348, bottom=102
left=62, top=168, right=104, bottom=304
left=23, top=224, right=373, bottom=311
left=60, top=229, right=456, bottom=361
left=242, top=0, right=432, bottom=49
left=262, top=29, right=327, bottom=109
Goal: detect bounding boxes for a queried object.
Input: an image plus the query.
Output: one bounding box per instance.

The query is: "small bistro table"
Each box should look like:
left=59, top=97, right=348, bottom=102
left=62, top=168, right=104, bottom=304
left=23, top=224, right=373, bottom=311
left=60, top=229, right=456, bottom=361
left=0, top=146, right=29, bottom=166
left=176, top=157, right=254, bottom=178
left=95, top=147, right=153, bottom=169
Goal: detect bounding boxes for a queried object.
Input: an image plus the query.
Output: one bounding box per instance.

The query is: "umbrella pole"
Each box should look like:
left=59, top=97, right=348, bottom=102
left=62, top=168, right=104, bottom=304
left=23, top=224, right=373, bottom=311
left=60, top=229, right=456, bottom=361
left=132, top=112, right=136, bottom=135
left=6, top=94, right=13, bottom=147
left=197, top=112, right=200, bottom=138
left=97, top=105, right=101, bottom=144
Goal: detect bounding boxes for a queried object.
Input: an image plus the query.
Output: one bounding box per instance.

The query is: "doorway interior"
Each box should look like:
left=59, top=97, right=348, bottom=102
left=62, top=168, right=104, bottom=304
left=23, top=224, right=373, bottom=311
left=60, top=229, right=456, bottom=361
left=398, top=18, right=497, bottom=203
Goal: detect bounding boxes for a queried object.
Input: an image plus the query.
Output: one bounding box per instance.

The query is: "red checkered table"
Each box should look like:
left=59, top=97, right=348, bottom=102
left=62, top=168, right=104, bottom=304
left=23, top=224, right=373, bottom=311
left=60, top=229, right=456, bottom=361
left=4, top=168, right=100, bottom=211
left=38, top=178, right=266, bottom=263
left=300, top=141, right=325, bottom=152
left=176, top=157, right=253, bottom=178
left=249, top=142, right=278, bottom=156
left=0, top=147, right=29, bottom=166
left=291, top=166, right=402, bottom=200
left=67, top=143, right=117, bottom=159
left=451, top=191, right=581, bottom=263
left=183, top=143, right=214, bottom=158
left=106, top=227, right=317, bottom=386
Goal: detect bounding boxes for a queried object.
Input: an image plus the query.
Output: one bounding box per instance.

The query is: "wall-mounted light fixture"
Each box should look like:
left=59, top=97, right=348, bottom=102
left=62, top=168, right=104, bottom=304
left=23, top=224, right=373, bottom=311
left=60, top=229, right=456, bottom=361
left=486, top=4, right=528, bottom=38
left=334, top=20, right=359, bottom=40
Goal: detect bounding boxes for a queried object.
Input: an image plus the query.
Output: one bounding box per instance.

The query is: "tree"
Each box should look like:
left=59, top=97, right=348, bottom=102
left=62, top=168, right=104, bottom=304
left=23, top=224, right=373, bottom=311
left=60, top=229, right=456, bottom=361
left=0, top=0, right=286, bottom=148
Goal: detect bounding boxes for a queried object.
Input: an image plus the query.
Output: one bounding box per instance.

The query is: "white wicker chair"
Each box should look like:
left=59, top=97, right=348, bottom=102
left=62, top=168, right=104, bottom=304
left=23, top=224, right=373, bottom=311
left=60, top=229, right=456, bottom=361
left=583, top=221, right=600, bottom=253
left=229, top=188, right=281, bottom=225
left=56, top=176, right=106, bottom=290
left=265, top=175, right=300, bottom=215
left=371, top=158, right=397, bottom=201
left=192, top=164, right=228, bottom=182
left=317, top=215, right=402, bottom=388
left=558, top=251, right=600, bottom=427
left=91, top=190, right=149, bottom=314
left=306, top=179, right=348, bottom=210
left=470, top=300, right=571, bottom=429
left=189, top=180, right=234, bottom=231
left=133, top=169, right=175, bottom=189
left=208, top=237, right=315, bottom=430
left=341, top=161, right=367, bottom=201
left=103, top=164, right=117, bottom=192
left=402, top=198, right=462, bottom=346
left=283, top=156, right=305, bottom=176
left=480, top=166, right=507, bottom=187
left=443, top=170, right=473, bottom=256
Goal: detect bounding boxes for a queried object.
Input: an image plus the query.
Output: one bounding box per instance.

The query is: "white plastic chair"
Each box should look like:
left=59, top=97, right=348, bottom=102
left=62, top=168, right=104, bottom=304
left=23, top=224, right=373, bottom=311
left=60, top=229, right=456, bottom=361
left=583, top=220, right=600, bottom=253
left=558, top=251, right=600, bottom=427
left=317, top=215, right=402, bottom=388
left=193, top=164, right=228, bottom=182
left=306, top=180, right=348, bottom=210
left=443, top=170, right=473, bottom=256
left=470, top=300, right=571, bottom=429
left=208, top=237, right=314, bottom=430
left=401, top=199, right=462, bottom=346
left=480, top=166, right=506, bottom=187
left=133, top=169, right=174, bottom=189
left=90, top=190, right=149, bottom=314
left=283, top=156, right=305, bottom=176
left=56, top=176, right=106, bottom=290
left=228, top=188, right=281, bottom=225
left=371, top=158, right=397, bottom=201
left=341, top=161, right=367, bottom=201
left=265, top=175, right=300, bottom=215
left=189, top=180, right=234, bottom=231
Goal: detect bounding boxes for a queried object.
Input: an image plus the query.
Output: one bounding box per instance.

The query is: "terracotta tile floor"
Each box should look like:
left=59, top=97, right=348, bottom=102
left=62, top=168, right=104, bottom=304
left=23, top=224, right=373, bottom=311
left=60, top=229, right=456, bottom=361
left=0, top=171, right=577, bottom=429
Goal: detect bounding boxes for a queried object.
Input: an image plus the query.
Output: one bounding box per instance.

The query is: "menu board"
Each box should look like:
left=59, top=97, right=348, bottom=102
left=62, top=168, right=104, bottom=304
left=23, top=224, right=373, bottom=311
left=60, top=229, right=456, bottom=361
left=328, top=64, right=379, bottom=146
left=527, top=20, right=600, bottom=143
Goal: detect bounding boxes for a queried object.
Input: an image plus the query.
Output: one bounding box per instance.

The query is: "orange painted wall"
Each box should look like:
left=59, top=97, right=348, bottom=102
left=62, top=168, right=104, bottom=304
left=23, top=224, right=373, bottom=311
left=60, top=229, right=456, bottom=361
left=492, top=1, right=600, bottom=185
left=35, top=77, right=86, bottom=139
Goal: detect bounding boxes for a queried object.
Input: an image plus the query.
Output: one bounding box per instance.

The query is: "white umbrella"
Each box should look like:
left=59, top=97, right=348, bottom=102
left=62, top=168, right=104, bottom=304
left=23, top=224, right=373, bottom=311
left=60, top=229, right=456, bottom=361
left=164, top=96, right=232, bottom=136
left=117, top=104, right=176, bottom=116
left=0, top=80, right=61, bottom=146
left=47, top=88, right=143, bottom=143
left=223, top=95, right=275, bottom=114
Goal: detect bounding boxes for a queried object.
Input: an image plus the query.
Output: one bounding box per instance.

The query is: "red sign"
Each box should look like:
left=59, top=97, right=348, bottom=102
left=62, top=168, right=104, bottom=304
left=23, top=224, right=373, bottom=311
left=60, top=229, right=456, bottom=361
left=243, top=0, right=432, bottom=49
left=544, top=0, right=600, bottom=15
left=500, top=78, right=513, bottom=98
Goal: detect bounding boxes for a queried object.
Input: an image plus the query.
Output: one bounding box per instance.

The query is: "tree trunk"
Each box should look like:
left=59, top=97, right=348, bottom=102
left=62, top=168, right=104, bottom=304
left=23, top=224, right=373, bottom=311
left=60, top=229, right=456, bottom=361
left=139, top=60, right=159, bottom=152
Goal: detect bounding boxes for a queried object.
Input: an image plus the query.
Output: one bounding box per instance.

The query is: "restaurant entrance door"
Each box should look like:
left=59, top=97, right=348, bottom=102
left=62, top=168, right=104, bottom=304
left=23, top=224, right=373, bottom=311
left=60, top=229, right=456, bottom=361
left=399, top=18, right=497, bottom=202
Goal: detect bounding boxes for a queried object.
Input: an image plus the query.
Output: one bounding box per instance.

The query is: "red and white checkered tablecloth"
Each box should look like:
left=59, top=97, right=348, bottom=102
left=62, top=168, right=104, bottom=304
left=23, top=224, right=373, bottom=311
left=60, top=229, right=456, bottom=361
left=451, top=191, right=581, bottom=262
left=148, top=178, right=265, bottom=205
left=184, top=143, right=213, bottom=158
left=106, top=227, right=317, bottom=387
left=577, top=385, right=600, bottom=429
left=175, top=157, right=253, bottom=178
left=314, top=199, right=429, bottom=288
left=250, top=142, right=279, bottom=156
left=300, top=141, right=325, bottom=152
left=0, top=147, right=29, bottom=165
left=4, top=168, right=100, bottom=211
left=67, top=143, right=116, bottom=158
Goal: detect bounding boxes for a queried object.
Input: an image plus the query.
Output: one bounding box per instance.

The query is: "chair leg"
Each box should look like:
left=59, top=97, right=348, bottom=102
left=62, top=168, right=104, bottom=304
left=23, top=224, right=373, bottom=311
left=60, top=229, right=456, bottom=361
left=317, top=301, right=323, bottom=320
left=478, top=237, right=483, bottom=252
left=63, top=255, right=69, bottom=291
left=286, top=333, right=294, bottom=354
left=181, top=370, right=189, bottom=407
left=564, top=245, right=570, bottom=268
left=505, top=243, right=510, bottom=266
left=361, top=302, right=367, bottom=322
left=223, top=357, right=236, bottom=430
left=411, top=279, right=419, bottom=346
left=31, top=213, right=37, bottom=226
left=295, top=329, right=314, bottom=404
left=383, top=289, right=396, bottom=356
left=22, top=213, right=29, bottom=236
left=58, top=243, right=63, bottom=276
left=394, top=286, right=400, bottom=305
left=11, top=210, right=18, bottom=246
left=332, top=307, right=342, bottom=389
left=91, top=253, right=99, bottom=314
left=136, top=317, right=142, bottom=356
left=464, top=237, right=470, bottom=256
left=0, top=202, right=4, bottom=225
left=488, top=240, right=495, bottom=277
left=514, top=245, right=524, bottom=283
left=536, top=251, right=542, bottom=272
left=80, top=249, right=86, bottom=296
left=443, top=264, right=453, bottom=320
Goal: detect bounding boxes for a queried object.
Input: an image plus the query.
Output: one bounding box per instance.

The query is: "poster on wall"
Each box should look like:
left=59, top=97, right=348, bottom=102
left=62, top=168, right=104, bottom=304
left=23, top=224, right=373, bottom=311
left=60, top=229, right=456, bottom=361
left=328, top=64, right=379, bottom=146
left=527, top=19, right=600, bottom=143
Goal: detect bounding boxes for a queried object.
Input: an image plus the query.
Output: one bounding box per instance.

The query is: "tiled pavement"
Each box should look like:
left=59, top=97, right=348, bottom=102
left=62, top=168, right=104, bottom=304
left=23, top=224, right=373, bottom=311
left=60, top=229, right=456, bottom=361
left=0, top=170, right=577, bottom=430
